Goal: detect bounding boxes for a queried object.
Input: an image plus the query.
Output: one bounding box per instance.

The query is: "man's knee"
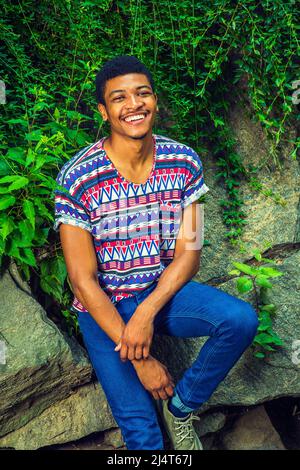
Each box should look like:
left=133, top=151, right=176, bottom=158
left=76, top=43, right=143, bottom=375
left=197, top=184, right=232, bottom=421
left=220, top=300, right=259, bottom=344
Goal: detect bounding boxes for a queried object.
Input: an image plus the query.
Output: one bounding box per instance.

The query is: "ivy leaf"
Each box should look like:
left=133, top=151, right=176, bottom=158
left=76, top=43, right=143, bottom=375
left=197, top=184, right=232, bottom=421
left=256, top=275, right=273, bottom=288
left=261, top=304, right=276, bottom=314
left=254, top=332, right=276, bottom=345
left=0, top=175, right=22, bottom=184
left=228, top=269, right=240, bottom=276
left=254, top=352, right=265, bottom=359
left=232, top=262, right=258, bottom=276
left=17, top=220, right=35, bottom=246
left=0, top=195, right=16, bottom=211
left=23, top=199, right=35, bottom=229
left=0, top=159, right=11, bottom=176
left=34, top=198, right=54, bottom=221
left=19, top=247, right=37, bottom=267
left=8, top=176, right=29, bottom=191
left=6, top=147, right=26, bottom=164
left=0, top=215, right=15, bottom=240
left=7, top=239, right=21, bottom=259
left=25, top=148, right=36, bottom=168
left=251, top=248, right=262, bottom=261
left=259, top=267, right=284, bottom=278
left=236, top=276, right=253, bottom=293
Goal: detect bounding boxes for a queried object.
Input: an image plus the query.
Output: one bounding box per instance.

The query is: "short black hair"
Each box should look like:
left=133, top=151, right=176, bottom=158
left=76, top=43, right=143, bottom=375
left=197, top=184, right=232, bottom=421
left=95, top=55, right=155, bottom=105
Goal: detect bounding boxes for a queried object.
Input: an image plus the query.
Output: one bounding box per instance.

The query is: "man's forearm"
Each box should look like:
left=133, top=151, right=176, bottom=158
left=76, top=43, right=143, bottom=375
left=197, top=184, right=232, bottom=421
left=73, top=280, right=126, bottom=345
left=139, top=251, right=200, bottom=321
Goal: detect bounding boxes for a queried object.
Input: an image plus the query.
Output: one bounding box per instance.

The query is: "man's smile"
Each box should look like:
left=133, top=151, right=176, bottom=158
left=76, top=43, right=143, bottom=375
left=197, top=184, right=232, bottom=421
left=121, top=112, right=150, bottom=125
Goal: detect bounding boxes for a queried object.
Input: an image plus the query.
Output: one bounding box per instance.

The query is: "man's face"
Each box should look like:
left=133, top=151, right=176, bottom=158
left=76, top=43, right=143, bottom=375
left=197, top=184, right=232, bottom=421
left=97, top=73, right=157, bottom=140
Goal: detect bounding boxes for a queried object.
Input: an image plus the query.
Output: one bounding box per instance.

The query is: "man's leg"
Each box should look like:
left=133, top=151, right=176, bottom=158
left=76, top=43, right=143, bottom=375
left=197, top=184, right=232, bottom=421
left=77, top=295, right=164, bottom=450
left=150, top=279, right=259, bottom=413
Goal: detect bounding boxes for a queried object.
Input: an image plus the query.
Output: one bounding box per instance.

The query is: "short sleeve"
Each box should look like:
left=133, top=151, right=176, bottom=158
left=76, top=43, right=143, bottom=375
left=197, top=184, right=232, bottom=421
left=53, top=177, right=92, bottom=233
left=181, top=151, right=210, bottom=209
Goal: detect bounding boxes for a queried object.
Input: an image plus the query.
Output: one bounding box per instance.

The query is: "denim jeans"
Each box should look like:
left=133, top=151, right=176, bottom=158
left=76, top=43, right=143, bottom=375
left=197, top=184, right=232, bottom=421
left=77, top=279, right=259, bottom=450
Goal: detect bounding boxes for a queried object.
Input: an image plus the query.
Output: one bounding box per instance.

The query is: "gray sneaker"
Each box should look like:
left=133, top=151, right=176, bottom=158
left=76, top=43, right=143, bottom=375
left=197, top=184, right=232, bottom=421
left=160, top=399, right=203, bottom=450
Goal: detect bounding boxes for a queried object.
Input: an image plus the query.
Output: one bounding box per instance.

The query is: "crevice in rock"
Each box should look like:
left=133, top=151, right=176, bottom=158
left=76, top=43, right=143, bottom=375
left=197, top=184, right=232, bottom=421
left=207, top=241, right=300, bottom=286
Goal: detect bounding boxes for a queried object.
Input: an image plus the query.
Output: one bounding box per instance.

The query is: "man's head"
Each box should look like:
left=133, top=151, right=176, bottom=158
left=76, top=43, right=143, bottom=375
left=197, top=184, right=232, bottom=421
left=95, top=55, right=158, bottom=140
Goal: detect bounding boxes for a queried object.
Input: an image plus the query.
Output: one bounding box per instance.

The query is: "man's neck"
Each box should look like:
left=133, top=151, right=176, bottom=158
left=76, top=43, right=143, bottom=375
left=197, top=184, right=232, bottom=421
left=104, top=131, right=154, bottom=170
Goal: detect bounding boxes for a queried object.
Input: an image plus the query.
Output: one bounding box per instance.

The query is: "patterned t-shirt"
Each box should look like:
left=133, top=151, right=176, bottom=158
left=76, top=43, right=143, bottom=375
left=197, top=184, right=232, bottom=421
left=53, top=133, right=210, bottom=313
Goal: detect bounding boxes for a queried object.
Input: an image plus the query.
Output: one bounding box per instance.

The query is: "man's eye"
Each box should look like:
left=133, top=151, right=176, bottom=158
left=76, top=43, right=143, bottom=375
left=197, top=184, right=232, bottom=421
left=139, top=92, right=151, bottom=96
left=113, top=96, right=124, bottom=101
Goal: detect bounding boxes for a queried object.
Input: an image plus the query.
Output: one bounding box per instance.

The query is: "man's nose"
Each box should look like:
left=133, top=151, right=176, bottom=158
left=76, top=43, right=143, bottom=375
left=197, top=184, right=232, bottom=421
left=126, top=94, right=143, bottom=108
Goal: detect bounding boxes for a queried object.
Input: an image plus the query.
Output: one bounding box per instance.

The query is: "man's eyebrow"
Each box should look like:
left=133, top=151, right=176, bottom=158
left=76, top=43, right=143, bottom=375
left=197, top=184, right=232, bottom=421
left=109, top=85, right=152, bottom=98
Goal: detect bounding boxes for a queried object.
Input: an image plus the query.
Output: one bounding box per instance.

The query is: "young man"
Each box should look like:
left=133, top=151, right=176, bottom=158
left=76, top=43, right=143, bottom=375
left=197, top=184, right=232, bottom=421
left=53, top=55, right=259, bottom=450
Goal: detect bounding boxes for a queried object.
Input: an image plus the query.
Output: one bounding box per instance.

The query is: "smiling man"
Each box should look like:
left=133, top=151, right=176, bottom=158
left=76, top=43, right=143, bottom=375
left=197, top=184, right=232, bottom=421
left=53, top=55, right=259, bottom=450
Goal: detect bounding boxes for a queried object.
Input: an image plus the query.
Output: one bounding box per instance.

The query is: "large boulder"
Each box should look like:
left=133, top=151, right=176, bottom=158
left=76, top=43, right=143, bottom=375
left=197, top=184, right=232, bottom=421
left=0, top=269, right=94, bottom=437
left=0, top=381, right=116, bottom=450
left=152, top=248, right=300, bottom=413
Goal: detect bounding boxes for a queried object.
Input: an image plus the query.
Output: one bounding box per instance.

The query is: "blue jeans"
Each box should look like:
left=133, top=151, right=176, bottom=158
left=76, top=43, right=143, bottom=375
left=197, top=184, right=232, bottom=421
left=77, top=280, right=259, bottom=450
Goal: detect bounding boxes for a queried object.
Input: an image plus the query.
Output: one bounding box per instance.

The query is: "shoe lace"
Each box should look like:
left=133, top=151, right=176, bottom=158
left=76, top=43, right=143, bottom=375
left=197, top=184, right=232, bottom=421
left=174, top=415, right=201, bottom=445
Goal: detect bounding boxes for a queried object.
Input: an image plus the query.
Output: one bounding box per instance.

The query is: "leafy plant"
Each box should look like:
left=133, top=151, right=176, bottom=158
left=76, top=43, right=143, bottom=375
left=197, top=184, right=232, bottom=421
left=229, top=247, right=285, bottom=358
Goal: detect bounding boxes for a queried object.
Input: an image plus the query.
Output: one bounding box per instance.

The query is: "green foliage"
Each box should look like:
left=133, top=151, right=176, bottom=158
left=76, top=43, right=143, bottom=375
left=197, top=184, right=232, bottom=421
left=0, top=1, right=298, bottom=334
left=229, top=248, right=285, bottom=359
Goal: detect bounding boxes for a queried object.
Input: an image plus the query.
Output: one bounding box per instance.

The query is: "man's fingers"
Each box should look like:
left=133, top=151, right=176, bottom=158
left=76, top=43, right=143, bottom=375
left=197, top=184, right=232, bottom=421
left=120, top=344, right=128, bottom=362
left=152, top=391, right=160, bottom=400
left=114, top=342, right=121, bottom=351
left=142, top=345, right=149, bottom=359
left=158, top=389, right=168, bottom=400
left=127, top=345, right=136, bottom=361
left=164, top=384, right=174, bottom=398
left=135, top=346, right=143, bottom=360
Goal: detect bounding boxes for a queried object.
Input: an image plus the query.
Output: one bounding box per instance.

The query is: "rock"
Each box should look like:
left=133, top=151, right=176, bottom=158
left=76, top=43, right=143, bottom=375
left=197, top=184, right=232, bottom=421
left=0, top=381, right=116, bottom=450
left=103, top=428, right=125, bottom=449
left=221, top=405, right=286, bottom=450
left=200, top=434, right=216, bottom=450
left=152, top=249, right=300, bottom=413
left=195, top=411, right=226, bottom=437
left=0, top=269, right=93, bottom=438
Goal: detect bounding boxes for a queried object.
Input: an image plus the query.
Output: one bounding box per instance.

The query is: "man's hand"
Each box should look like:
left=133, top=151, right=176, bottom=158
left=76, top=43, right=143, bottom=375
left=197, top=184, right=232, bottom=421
left=133, top=355, right=175, bottom=400
left=114, top=307, right=154, bottom=361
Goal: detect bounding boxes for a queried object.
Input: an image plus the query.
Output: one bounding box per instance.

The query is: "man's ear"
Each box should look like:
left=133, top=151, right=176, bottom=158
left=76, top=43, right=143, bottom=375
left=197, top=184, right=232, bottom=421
left=97, top=103, right=108, bottom=121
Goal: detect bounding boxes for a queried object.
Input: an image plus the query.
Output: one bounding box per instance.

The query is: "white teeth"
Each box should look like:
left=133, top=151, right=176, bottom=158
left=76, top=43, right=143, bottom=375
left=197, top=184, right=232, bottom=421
left=124, top=114, right=145, bottom=122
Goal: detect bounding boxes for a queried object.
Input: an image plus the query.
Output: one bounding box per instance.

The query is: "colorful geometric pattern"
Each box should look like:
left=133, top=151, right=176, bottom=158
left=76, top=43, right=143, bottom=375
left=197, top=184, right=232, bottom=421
left=53, top=134, right=210, bottom=313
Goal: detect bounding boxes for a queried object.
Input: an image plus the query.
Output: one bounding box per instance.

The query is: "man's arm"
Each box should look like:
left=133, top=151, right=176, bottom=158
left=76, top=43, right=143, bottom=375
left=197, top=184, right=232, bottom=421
left=59, top=223, right=175, bottom=400
left=59, top=224, right=126, bottom=345
left=140, top=201, right=204, bottom=318
left=117, top=201, right=204, bottom=360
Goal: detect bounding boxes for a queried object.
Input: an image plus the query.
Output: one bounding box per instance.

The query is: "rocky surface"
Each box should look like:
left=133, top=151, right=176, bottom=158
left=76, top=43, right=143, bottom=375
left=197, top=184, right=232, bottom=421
left=0, top=270, right=94, bottom=438
left=220, top=405, right=286, bottom=450
left=0, top=381, right=116, bottom=450
left=152, top=249, right=300, bottom=414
